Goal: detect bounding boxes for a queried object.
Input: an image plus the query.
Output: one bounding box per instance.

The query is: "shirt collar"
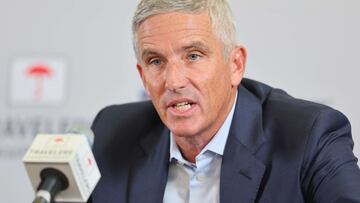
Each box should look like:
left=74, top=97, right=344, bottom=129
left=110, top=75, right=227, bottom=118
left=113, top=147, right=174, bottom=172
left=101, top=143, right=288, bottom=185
left=169, top=93, right=238, bottom=162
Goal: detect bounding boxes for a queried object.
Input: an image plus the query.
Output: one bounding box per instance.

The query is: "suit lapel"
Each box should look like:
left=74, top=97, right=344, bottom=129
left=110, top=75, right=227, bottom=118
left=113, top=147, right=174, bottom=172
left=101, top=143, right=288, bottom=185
left=127, top=124, right=170, bottom=203
left=220, top=85, right=267, bottom=203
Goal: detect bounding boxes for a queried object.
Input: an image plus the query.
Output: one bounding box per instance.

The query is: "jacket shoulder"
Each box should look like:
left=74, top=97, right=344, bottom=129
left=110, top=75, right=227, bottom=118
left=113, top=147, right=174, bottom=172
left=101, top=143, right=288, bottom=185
left=91, top=101, right=161, bottom=160
left=92, top=100, right=160, bottom=140
left=243, top=78, right=352, bottom=158
left=242, top=79, right=359, bottom=203
left=242, top=78, right=337, bottom=124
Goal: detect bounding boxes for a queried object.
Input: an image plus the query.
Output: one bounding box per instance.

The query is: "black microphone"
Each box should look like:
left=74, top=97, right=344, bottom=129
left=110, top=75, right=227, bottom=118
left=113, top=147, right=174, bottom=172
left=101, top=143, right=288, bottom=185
left=33, top=168, right=69, bottom=203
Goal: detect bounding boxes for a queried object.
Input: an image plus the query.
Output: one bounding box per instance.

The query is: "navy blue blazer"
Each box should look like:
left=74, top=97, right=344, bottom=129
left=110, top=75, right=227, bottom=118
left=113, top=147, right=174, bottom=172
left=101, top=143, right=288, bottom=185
left=89, top=79, right=360, bottom=203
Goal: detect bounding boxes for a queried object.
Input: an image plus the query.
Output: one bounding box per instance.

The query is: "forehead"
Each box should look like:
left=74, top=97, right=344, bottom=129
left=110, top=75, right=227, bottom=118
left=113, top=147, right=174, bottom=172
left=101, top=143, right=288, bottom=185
left=136, top=12, right=218, bottom=53
left=138, top=12, right=212, bottom=33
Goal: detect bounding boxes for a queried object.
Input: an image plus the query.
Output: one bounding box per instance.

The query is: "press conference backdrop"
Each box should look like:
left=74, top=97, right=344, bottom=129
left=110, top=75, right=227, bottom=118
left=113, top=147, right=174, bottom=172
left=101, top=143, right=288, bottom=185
left=0, top=0, right=359, bottom=202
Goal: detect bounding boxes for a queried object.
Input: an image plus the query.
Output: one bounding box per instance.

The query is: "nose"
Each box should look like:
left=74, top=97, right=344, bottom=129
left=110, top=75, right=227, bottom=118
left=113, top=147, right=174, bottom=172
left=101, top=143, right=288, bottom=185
left=164, top=60, right=188, bottom=92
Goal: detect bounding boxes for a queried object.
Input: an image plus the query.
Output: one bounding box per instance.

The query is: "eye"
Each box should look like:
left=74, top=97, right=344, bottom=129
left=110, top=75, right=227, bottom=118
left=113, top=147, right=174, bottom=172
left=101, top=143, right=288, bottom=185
left=149, top=58, right=162, bottom=66
left=188, top=53, right=201, bottom=61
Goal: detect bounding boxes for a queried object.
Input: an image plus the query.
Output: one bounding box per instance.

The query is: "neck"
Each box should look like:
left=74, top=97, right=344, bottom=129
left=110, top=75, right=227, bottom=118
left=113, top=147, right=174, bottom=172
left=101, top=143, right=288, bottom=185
left=174, top=136, right=210, bottom=163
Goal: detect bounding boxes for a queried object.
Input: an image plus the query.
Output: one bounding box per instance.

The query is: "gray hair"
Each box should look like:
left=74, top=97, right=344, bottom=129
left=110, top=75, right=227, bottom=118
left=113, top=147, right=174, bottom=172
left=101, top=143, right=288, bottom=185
left=132, top=0, right=237, bottom=61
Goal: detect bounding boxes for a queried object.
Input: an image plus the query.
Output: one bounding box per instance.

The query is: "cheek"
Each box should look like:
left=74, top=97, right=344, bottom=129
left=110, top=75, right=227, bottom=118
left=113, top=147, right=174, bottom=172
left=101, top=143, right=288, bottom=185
left=147, top=85, right=162, bottom=105
left=206, top=66, right=232, bottom=104
left=203, top=64, right=232, bottom=91
left=143, top=74, right=167, bottom=110
left=144, top=72, right=164, bottom=93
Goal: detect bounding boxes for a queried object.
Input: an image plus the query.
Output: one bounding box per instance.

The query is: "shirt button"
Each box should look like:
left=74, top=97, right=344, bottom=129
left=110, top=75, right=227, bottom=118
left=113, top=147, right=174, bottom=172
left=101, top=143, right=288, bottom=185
left=177, top=162, right=182, bottom=166
left=196, top=173, right=206, bottom=182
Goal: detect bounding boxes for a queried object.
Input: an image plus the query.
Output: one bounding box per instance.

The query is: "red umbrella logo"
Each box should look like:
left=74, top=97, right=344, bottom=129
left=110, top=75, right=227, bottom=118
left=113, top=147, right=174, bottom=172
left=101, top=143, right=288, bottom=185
left=26, top=64, right=53, bottom=100
left=54, top=137, right=64, bottom=144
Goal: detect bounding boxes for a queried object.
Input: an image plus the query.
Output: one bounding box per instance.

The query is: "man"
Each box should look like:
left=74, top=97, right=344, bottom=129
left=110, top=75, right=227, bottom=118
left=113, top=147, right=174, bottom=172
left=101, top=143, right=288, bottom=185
left=89, top=0, right=360, bottom=202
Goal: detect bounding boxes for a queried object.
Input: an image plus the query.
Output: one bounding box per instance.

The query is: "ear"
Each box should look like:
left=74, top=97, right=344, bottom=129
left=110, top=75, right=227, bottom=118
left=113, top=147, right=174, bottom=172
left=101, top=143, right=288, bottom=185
left=229, top=45, right=247, bottom=87
left=136, top=64, right=151, bottom=97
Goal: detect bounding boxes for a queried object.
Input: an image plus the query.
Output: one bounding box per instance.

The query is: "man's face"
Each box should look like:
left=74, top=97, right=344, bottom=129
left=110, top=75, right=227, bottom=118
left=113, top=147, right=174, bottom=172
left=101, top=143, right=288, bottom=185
left=136, top=12, right=246, bottom=139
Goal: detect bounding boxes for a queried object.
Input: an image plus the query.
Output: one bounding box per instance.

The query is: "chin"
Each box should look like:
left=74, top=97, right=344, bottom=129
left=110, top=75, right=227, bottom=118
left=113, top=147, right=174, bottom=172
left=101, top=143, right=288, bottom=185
left=171, top=126, right=203, bottom=138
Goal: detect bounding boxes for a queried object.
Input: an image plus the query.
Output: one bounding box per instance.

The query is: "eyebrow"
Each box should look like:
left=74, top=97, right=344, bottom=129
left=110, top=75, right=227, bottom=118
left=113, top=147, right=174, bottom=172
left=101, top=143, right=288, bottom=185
left=140, top=41, right=212, bottom=61
left=181, top=41, right=211, bottom=54
left=141, top=49, right=161, bottom=61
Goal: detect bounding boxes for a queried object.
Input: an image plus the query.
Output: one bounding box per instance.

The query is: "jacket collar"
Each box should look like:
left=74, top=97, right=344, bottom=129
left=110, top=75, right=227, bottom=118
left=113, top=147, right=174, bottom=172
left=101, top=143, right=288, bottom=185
left=127, top=123, right=170, bottom=203
left=220, top=85, right=267, bottom=203
left=230, top=84, right=267, bottom=153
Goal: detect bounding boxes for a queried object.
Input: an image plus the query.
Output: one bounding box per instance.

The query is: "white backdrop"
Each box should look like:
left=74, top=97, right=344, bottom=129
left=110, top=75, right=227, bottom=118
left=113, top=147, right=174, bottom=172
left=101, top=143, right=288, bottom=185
left=0, top=0, right=359, bottom=202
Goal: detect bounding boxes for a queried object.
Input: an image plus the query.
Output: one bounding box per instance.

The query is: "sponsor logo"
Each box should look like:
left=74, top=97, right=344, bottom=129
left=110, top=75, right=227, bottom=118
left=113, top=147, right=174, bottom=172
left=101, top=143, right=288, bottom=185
left=9, top=56, right=67, bottom=106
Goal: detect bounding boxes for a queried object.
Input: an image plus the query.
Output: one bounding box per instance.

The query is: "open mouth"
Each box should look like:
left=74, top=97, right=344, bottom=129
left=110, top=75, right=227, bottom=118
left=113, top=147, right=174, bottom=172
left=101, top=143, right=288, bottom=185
left=173, top=101, right=193, bottom=112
